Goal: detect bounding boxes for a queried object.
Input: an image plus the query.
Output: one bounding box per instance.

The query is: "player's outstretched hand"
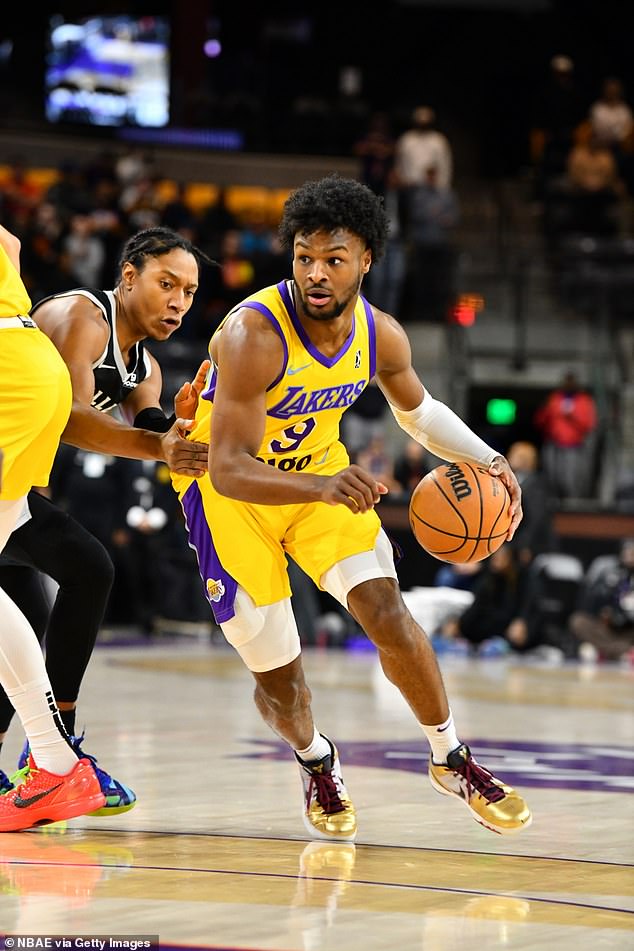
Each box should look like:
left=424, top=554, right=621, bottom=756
left=160, top=418, right=208, bottom=476
left=321, top=464, right=388, bottom=513
left=488, top=455, right=523, bottom=540
left=173, top=359, right=211, bottom=422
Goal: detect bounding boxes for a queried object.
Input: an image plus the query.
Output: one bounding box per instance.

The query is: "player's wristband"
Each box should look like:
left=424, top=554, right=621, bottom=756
left=133, top=408, right=177, bottom=433
left=389, top=389, right=498, bottom=467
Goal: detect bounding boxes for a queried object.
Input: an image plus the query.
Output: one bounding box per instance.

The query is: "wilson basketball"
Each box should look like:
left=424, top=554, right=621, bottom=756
left=409, top=462, right=512, bottom=563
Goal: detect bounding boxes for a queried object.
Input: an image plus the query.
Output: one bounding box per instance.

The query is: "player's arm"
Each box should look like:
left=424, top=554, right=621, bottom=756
left=122, top=353, right=211, bottom=472
left=123, top=354, right=211, bottom=428
left=39, top=299, right=206, bottom=476
left=0, top=224, right=22, bottom=272
left=374, top=310, right=522, bottom=536
left=209, top=309, right=383, bottom=512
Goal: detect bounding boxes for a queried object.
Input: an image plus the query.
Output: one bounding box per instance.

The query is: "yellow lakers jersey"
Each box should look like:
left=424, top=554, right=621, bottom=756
left=188, top=279, right=377, bottom=476
left=0, top=244, right=31, bottom=317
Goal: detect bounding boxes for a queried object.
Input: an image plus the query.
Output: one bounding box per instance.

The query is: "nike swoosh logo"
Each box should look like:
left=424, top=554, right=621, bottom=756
left=99, top=364, right=117, bottom=370
left=287, top=363, right=312, bottom=376
left=437, top=723, right=452, bottom=732
left=13, top=782, right=63, bottom=808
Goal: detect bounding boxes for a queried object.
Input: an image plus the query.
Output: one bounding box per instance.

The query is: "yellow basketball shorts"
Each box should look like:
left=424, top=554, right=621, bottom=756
left=0, top=325, right=72, bottom=500
left=175, top=473, right=382, bottom=624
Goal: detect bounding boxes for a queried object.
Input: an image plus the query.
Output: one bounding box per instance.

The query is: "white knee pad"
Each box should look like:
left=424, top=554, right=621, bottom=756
left=220, top=586, right=301, bottom=673
left=320, top=527, right=398, bottom=609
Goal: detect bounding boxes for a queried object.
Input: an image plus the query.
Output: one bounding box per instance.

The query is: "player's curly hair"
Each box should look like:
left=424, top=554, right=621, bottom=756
left=279, top=174, right=388, bottom=265
left=116, top=226, right=217, bottom=279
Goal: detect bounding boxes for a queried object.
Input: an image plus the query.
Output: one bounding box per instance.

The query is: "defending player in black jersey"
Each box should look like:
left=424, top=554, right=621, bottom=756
left=0, top=227, right=213, bottom=814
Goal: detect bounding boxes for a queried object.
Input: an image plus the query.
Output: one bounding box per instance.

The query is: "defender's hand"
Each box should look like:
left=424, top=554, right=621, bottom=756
left=160, top=418, right=208, bottom=477
left=321, top=464, right=388, bottom=513
left=173, top=359, right=211, bottom=422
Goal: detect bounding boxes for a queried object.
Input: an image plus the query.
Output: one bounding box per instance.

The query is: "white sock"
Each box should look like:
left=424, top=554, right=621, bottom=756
left=295, top=727, right=331, bottom=763
left=6, top=680, right=78, bottom=775
left=420, top=710, right=461, bottom=764
left=0, top=587, right=77, bottom=775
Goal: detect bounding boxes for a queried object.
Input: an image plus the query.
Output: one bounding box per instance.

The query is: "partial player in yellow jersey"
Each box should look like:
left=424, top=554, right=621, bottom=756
left=171, top=175, right=532, bottom=841
left=0, top=222, right=110, bottom=830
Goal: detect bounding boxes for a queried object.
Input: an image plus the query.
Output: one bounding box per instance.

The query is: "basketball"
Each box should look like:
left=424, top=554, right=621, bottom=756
left=409, top=462, right=512, bottom=563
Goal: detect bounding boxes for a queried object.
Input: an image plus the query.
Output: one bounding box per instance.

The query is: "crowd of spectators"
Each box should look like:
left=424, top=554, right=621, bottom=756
left=1, top=73, right=630, bottom=659
left=531, top=57, right=634, bottom=248
left=0, top=148, right=289, bottom=345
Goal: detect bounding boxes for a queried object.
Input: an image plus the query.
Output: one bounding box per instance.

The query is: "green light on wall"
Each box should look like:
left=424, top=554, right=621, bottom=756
left=486, top=398, right=517, bottom=425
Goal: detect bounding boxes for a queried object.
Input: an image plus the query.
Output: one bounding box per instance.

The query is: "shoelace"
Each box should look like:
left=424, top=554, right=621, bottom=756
left=306, top=769, right=346, bottom=815
left=71, top=743, right=117, bottom=792
left=15, top=765, right=40, bottom=795
left=16, top=737, right=113, bottom=793
left=8, top=765, right=30, bottom=789
left=454, top=757, right=505, bottom=804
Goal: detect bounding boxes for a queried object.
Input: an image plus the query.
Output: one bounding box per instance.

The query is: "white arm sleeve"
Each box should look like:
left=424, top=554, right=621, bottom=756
left=389, top=389, right=499, bottom=467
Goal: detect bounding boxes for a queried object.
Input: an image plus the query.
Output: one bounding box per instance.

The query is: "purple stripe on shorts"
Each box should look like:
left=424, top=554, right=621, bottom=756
left=180, top=481, right=238, bottom=624
left=361, top=294, right=376, bottom=380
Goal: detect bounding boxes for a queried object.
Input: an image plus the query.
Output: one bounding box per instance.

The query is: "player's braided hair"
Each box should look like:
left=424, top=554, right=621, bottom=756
left=116, top=226, right=217, bottom=279
left=278, top=174, right=388, bottom=265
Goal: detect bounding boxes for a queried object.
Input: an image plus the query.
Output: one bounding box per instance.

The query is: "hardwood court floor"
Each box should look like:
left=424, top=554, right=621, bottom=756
left=0, top=641, right=632, bottom=950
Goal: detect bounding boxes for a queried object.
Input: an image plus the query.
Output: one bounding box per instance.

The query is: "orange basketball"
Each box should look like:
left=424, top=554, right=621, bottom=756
left=409, top=462, right=512, bottom=564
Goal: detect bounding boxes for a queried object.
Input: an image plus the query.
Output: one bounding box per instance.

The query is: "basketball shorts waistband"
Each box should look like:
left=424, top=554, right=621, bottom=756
left=0, top=315, right=37, bottom=329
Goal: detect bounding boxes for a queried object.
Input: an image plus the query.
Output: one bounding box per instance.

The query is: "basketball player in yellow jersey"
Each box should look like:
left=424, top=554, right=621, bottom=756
left=0, top=223, right=106, bottom=830
left=172, top=175, right=532, bottom=841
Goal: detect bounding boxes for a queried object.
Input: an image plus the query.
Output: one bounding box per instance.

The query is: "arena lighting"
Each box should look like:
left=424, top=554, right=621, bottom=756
left=451, top=293, right=484, bottom=326
left=486, top=397, right=517, bottom=426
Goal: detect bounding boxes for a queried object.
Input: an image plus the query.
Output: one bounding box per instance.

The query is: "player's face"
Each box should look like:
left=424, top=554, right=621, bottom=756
left=292, top=229, right=372, bottom=322
left=126, top=249, right=199, bottom=340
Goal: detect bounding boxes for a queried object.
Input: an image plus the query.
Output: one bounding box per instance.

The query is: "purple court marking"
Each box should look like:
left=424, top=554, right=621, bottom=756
left=235, top=738, right=634, bottom=794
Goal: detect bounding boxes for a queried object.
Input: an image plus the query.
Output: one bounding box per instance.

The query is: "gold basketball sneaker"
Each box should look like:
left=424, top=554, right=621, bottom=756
left=429, top=744, right=532, bottom=835
left=296, top=736, right=357, bottom=842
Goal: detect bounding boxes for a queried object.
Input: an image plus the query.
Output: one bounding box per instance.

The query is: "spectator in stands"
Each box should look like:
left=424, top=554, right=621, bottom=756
left=569, top=537, right=634, bottom=662
left=440, top=544, right=541, bottom=655
left=362, top=169, right=406, bottom=316
left=20, top=201, right=70, bottom=300
left=161, top=182, right=199, bottom=241
left=114, top=147, right=155, bottom=189
left=62, top=213, right=106, bottom=288
left=564, top=131, right=625, bottom=235
left=339, top=378, right=390, bottom=461
left=0, top=155, right=42, bottom=238
left=0, top=155, right=42, bottom=233
left=589, top=77, right=634, bottom=167
left=402, top=164, right=460, bottom=322
left=203, top=229, right=257, bottom=329
left=394, top=106, right=453, bottom=190
left=198, top=187, right=240, bottom=260
left=353, top=111, right=396, bottom=198
left=505, top=440, right=557, bottom=566
left=534, top=371, right=599, bottom=500
left=530, top=54, right=586, bottom=199
left=44, top=160, right=93, bottom=222
left=393, top=438, right=432, bottom=498
left=119, top=170, right=164, bottom=232
left=434, top=561, right=483, bottom=593
left=239, top=207, right=286, bottom=287
left=355, top=435, right=402, bottom=495
left=109, top=458, right=195, bottom=634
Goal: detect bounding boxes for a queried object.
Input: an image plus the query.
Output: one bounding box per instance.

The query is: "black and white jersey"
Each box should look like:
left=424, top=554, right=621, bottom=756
left=31, top=287, right=152, bottom=414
